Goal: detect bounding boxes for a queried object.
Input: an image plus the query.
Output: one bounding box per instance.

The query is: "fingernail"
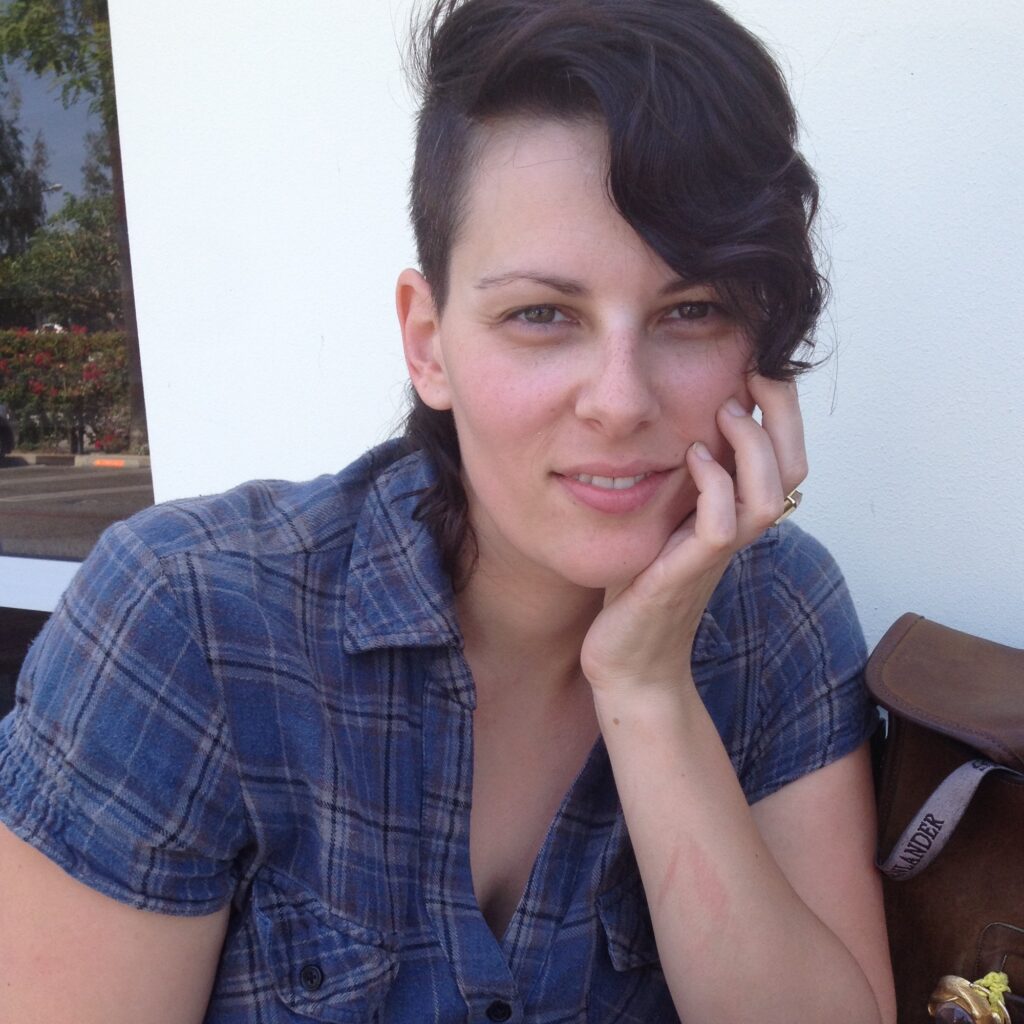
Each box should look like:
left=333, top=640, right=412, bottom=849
left=691, top=441, right=714, bottom=461
left=724, top=397, right=747, bottom=417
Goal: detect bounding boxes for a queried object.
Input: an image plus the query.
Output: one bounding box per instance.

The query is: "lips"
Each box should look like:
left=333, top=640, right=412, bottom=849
left=555, top=465, right=675, bottom=514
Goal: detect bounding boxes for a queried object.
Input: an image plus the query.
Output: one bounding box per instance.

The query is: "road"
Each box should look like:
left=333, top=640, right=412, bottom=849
left=0, top=463, right=155, bottom=561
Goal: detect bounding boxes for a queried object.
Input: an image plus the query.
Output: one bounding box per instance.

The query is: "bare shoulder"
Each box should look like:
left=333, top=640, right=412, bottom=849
left=0, top=822, right=229, bottom=1024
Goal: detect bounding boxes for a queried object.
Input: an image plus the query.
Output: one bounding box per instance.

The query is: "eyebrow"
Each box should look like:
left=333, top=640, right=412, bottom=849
left=474, top=271, right=587, bottom=295
left=473, top=271, right=704, bottom=298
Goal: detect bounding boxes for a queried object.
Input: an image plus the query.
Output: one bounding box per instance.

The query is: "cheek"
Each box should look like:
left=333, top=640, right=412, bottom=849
left=450, top=388, right=553, bottom=497
left=664, top=347, right=747, bottom=421
left=451, top=355, right=566, bottom=445
left=661, top=346, right=750, bottom=466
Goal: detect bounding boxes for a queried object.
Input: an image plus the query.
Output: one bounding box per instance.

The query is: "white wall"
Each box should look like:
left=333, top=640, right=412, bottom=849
left=101, top=0, right=1022, bottom=649
left=722, top=0, right=1024, bottom=648
left=109, top=1, right=418, bottom=494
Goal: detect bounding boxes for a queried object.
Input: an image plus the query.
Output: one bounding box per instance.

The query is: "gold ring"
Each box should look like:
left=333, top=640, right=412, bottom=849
left=773, top=489, right=802, bottom=526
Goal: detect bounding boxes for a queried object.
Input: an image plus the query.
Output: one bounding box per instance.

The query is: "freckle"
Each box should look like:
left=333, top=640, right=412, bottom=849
left=613, top=717, right=620, bottom=726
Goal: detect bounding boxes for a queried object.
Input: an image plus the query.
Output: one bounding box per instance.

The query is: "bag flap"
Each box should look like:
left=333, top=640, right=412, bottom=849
left=866, top=614, right=1024, bottom=770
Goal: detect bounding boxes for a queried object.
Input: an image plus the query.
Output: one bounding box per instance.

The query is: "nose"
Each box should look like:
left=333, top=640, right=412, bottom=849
left=574, top=329, right=660, bottom=436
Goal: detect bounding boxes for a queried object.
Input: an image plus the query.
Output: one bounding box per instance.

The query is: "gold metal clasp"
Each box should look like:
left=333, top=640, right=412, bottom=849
left=928, top=973, right=1012, bottom=1024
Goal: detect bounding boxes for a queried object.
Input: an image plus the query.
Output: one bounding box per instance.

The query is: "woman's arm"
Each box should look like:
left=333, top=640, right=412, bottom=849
left=751, top=744, right=897, bottom=1023
left=582, top=375, right=896, bottom=1024
left=0, top=823, right=229, bottom=1024
left=596, top=686, right=895, bottom=1023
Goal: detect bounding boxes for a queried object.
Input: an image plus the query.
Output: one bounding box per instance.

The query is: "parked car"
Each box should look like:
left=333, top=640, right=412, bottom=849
left=0, top=403, right=16, bottom=458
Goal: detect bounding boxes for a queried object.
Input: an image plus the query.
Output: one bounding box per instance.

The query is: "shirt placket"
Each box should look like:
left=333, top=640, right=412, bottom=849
left=500, top=739, right=619, bottom=1024
left=420, top=643, right=635, bottom=1024
left=420, top=646, right=522, bottom=1023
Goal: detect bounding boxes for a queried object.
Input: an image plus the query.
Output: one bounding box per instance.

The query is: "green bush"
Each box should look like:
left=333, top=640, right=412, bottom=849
left=0, top=328, right=129, bottom=453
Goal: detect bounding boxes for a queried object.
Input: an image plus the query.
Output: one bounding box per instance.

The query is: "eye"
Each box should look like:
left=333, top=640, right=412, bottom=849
left=512, top=306, right=569, bottom=326
left=668, top=301, right=713, bottom=321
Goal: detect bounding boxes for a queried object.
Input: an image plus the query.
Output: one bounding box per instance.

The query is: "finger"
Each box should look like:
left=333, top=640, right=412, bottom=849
left=685, top=441, right=738, bottom=552
left=747, top=374, right=808, bottom=495
left=644, top=443, right=734, bottom=570
left=628, top=443, right=736, bottom=603
left=716, top=397, right=785, bottom=536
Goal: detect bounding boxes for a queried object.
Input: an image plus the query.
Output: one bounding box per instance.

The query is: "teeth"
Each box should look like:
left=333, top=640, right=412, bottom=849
left=573, top=473, right=650, bottom=490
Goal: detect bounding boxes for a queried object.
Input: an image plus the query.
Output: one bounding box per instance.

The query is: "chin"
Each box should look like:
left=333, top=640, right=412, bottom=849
left=554, top=540, right=666, bottom=592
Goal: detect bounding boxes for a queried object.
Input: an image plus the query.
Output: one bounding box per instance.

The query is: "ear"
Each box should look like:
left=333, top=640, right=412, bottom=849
left=396, top=268, right=452, bottom=411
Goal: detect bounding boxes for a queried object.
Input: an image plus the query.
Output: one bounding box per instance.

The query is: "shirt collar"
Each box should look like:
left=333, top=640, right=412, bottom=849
left=342, top=444, right=732, bottom=663
left=692, top=607, right=731, bottom=662
left=343, top=447, right=464, bottom=654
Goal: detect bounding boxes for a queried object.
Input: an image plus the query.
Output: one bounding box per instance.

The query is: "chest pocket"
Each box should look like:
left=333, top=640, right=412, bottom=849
left=252, top=871, right=398, bottom=1022
left=590, top=872, right=678, bottom=1023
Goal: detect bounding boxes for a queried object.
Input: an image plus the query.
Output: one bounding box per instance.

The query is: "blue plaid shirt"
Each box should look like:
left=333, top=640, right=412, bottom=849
left=0, top=441, right=874, bottom=1023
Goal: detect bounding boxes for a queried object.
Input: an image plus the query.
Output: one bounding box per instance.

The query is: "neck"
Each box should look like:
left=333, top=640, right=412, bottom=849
left=455, top=557, right=603, bottom=699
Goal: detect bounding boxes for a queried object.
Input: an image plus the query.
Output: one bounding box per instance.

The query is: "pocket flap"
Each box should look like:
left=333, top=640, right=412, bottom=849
left=596, top=872, right=660, bottom=972
left=253, top=873, right=398, bottom=1022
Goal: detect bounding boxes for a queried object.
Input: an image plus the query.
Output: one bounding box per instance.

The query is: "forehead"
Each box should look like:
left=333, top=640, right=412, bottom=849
left=462, top=116, right=608, bottom=220
left=451, top=116, right=658, bottom=280
left=471, top=115, right=607, bottom=177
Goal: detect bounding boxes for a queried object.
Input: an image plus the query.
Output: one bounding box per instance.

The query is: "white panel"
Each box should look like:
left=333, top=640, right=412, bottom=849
left=108, top=1, right=417, bottom=500
left=718, top=0, right=1024, bottom=648
left=0, top=558, right=78, bottom=612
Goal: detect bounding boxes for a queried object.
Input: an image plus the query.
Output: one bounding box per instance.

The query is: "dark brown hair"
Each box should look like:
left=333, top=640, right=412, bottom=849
left=402, top=0, right=826, bottom=583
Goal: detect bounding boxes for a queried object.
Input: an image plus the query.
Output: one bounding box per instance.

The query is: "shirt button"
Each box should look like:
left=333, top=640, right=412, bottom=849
left=299, top=963, right=325, bottom=992
left=485, top=1000, right=513, bottom=1022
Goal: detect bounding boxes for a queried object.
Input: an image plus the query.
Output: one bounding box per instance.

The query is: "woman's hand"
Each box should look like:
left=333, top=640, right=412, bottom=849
left=580, top=375, right=894, bottom=1024
left=580, top=374, right=808, bottom=695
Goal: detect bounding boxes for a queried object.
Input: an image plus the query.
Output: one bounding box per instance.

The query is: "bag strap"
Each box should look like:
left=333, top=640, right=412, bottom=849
left=879, top=758, right=1024, bottom=880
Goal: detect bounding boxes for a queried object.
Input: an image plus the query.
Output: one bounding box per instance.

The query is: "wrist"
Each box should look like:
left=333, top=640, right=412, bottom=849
left=589, top=669, right=702, bottom=722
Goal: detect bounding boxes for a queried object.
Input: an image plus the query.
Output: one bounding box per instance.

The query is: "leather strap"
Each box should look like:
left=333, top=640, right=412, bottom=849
left=879, top=758, right=1024, bottom=880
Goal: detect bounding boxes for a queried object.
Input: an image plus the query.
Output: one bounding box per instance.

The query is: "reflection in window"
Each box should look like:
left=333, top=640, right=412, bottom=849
left=0, top=0, right=153, bottom=562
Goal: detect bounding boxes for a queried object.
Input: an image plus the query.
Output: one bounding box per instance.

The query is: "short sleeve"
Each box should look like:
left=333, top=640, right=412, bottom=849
left=742, top=524, right=878, bottom=804
left=0, top=520, right=249, bottom=915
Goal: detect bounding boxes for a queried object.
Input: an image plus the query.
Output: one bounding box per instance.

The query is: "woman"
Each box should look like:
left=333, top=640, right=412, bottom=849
left=0, top=0, right=896, bottom=1021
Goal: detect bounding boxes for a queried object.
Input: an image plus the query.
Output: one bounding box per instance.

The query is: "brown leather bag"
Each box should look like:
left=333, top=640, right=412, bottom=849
left=867, top=614, right=1024, bottom=1023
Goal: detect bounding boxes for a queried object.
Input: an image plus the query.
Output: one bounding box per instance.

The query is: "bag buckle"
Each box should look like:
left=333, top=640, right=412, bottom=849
left=929, top=973, right=1012, bottom=1024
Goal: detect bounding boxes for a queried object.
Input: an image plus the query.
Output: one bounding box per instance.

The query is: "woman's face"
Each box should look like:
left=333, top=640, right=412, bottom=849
left=401, top=117, right=753, bottom=592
